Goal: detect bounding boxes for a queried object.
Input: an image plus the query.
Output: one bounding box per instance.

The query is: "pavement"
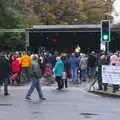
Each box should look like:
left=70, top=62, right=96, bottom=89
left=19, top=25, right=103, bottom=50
left=89, top=79, right=120, bottom=97
left=0, top=81, right=120, bottom=120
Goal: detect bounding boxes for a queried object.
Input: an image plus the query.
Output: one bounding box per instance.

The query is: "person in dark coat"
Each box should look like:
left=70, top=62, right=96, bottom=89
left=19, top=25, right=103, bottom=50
left=98, top=54, right=109, bottom=90
left=47, top=53, right=56, bottom=67
left=61, top=55, right=70, bottom=88
left=0, top=55, right=10, bottom=96
left=88, top=51, right=97, bottom=80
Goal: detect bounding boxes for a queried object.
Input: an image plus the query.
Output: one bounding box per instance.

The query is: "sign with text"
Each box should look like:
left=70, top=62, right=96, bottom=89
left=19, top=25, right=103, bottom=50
left=102, top=65, right=120, bottom=84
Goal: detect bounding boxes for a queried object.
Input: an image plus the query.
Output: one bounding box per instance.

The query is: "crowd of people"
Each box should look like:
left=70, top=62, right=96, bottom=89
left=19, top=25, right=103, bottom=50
left=0, top=49, right=120, bottom=100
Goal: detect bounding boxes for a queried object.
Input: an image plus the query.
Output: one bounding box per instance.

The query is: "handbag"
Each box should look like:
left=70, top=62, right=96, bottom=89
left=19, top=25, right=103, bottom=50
left=9, top=73, right=18, bottom=80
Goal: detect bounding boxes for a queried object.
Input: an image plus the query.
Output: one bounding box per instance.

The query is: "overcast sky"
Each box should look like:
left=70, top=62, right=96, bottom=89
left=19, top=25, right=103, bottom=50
left=113, top=0, right=120, bottom=24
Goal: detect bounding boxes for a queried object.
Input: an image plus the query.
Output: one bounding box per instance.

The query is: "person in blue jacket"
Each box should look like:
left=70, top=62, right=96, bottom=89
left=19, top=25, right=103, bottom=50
left=54, top=56, right=64, bottom=90
left=69, top=53, right=78, bottom=83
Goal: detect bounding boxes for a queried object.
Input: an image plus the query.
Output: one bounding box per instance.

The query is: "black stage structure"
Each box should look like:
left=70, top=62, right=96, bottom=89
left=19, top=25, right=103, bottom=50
left=27, top=24, right=120, bottom=53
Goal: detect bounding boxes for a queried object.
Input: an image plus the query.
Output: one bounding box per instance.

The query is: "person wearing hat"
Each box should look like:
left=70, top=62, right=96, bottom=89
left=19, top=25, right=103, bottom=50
left=24, top=55, right=46, bottom=101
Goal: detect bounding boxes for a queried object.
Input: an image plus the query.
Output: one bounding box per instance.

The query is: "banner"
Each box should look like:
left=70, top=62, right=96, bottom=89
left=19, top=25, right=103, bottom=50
left=102, top=65, right=120, bottom=84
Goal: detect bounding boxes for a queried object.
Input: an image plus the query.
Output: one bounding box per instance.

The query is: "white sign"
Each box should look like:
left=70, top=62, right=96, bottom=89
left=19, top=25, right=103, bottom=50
left=100, top=42, right=106, bottom=51
left=102, top=65, right=120, bottom=84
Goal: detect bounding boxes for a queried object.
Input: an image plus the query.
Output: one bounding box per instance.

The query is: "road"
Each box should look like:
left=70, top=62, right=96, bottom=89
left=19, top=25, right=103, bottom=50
left=0, top=82, right=120, bottom=120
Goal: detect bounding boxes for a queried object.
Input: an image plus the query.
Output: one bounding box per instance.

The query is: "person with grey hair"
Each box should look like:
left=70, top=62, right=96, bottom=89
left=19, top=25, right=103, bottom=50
left=79, top=54, right=88, bottom=82
left=54, top=56, right=64, bottom=90
left=24, top=55, right=46, bottom=101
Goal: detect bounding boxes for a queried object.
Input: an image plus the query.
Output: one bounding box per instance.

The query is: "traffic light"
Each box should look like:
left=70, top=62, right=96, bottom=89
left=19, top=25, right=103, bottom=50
left=52, top=39, right=57, bottom=43
left=101, top=20, right=110, bottom=42
left=51, top=37, right=59, bottom=43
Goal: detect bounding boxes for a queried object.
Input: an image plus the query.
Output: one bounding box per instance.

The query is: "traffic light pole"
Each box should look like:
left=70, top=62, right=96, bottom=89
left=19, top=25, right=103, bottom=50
left=106, top=42, right=109, bottom=53
left=100, top=42, right=106, bottom=51
left=100, top=41, right=109, bottom=53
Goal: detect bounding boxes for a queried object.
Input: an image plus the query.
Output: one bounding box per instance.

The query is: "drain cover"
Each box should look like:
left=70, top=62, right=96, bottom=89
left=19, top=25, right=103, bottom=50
left=32, top=112, right=40, bottom=114
left=80, top=113, right=98, bottom=116
left=0, top=104, right=13, bottom=106
left=80, top=113, right=98, bottom=119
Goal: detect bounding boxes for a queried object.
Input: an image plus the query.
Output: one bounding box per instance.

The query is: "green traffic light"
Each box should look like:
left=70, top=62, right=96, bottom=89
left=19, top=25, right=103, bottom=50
left=103, top=34, right=109, bottom=40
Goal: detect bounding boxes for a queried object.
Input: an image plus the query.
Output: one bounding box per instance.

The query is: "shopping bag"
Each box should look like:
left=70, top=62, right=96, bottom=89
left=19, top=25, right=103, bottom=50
left=62, top=72, right=66, bottom=79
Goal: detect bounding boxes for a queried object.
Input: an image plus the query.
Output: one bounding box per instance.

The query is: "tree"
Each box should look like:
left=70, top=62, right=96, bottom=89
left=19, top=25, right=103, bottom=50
left=6, top=0, right=115, bottom=25
left=0, top=0, right=28, bottom=50
left=36, top=0, right=114, bottom=25
left=0, top=32, right=25, bottom=51
left=36, top=0, right=86, bottom=24
left=83, top=0, right=114, bottom=24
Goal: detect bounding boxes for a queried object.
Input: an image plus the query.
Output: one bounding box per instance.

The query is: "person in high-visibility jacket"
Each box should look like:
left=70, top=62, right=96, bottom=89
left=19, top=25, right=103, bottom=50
left=21, top=52, right=32, bottom=83
left=21, top=54, right=32, bottom=68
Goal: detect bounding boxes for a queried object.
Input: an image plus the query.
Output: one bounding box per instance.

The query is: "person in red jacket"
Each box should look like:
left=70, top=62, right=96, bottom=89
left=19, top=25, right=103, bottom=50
left=11, top=56, right=21, bottom=85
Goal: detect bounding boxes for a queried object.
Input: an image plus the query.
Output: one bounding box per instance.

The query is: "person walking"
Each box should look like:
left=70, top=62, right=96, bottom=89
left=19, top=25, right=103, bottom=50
left=54, top=56, right=64, bottom=90
left=11, top=56, right=21, bottom=85
left=0, top=54, right=10, bottom=96
left=24, top=55, right=46, bottom=101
